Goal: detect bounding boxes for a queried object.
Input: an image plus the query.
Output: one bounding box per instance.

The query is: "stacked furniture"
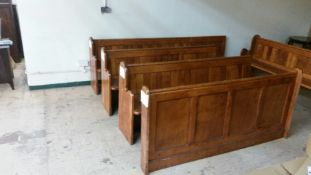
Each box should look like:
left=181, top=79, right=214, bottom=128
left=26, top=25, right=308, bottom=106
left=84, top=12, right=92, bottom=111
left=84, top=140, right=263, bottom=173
left=89, top=36, right=226, bottom=95
left=0, top=0, right=24, bottom=62
left=90, top=35, right=308, bottom=174
left=0, top=42, right=14, bottom=89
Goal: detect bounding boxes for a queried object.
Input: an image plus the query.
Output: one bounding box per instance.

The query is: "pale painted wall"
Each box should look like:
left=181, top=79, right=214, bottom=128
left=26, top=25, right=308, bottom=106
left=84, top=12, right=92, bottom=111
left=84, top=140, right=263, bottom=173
left=15, top=0, right=311, bottom=86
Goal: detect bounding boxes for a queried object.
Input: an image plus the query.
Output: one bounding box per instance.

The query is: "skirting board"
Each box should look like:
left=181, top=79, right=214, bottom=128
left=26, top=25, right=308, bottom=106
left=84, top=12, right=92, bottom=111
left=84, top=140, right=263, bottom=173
left=29, top=81, right=90, bottom=90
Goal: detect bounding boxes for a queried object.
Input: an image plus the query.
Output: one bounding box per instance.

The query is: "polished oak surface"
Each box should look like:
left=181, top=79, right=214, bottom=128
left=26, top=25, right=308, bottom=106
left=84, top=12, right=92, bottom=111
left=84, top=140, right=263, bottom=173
left=119, top=56, right=252, bottom=144
left=102, top=45, right=222, bottom=115
left=89, top=36, right=226, bottom=95
left=139, top=59, right=301, bottom=174
left=242, top=35, right=311, bottom=90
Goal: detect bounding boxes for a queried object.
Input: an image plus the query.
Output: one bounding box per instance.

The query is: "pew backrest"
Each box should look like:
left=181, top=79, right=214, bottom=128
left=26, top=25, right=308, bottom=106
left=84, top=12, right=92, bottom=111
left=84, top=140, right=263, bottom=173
left=103, top=46, right=222, bottom=81
left=140, top=68, right=302, bottom=174
left=120, top=56, right=252, bottom=96
left=91, top=36, right=226, bottom=60
left=89, top=36, right=226, bottom=94
left=244, top=35, right=311, bottom=89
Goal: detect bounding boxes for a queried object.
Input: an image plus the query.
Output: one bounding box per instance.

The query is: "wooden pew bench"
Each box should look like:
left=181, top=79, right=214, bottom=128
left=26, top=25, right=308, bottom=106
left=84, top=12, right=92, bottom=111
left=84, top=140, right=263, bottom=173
left=119, top=56, right=254, bottom=144
left=242, top=35, right=311, bottom=89
left=89, top=36, right=226, bottom=94
left=138, top=58, right=302, bottom=174
left=101, top=46, right=221, bottom=115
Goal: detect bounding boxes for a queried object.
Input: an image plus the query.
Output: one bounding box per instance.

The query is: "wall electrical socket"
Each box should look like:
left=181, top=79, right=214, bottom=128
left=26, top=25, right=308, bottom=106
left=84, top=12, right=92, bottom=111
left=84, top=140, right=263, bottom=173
left=101, top=0, right=112, bottom=14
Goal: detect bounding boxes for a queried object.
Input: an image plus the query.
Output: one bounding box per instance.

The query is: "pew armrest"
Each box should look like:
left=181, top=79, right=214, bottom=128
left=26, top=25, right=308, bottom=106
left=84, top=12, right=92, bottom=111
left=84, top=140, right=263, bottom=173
left=118, top=88, right=135, bottom=145
left=101, top=69, right=113, bottom=116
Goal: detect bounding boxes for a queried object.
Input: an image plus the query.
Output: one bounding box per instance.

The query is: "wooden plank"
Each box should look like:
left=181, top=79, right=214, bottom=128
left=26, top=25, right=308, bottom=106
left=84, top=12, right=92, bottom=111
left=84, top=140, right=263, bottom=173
left=244, top=35, right=311, bottom=89
left=141, top=67, right=300, bottom=174
left=119, top=56, right=252, bottom=144
left=100, top=45, right=222, bottom=115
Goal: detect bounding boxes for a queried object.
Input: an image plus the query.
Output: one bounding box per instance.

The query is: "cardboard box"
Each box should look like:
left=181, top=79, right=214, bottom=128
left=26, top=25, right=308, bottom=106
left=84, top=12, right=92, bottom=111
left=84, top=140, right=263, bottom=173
left=248, top=134, right=311, bottom=175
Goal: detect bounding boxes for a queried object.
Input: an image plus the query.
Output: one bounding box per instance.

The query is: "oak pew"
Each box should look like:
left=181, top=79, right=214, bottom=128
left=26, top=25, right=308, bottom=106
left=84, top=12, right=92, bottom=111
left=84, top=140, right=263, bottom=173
left=89, top=36, right=226, bottom=94
left=102, top=46, right=221, bottom=115
left=139, top=60, right=302, bottom=174
left=119, top=56, right=255, bottom=144
left=242, top=35, right=311, bottom=89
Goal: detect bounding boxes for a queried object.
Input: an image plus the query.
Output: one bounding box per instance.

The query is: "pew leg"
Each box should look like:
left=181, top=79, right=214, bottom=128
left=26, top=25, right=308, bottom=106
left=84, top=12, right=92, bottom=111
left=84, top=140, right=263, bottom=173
left=9, top=80, right=14, bottom=90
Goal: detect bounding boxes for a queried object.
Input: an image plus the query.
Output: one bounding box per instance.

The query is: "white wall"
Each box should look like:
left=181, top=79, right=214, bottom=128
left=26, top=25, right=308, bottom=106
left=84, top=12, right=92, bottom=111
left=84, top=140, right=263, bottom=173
left=15, top=0, right=311, bottom=86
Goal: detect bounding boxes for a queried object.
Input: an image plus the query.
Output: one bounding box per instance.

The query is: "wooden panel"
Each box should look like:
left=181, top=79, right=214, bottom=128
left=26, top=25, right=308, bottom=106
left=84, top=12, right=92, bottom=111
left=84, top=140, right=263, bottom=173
left=101, top=70, right=112, bottom=115
left=90, top=36, right=227, bottom=94
left=102, top=46, right=223, bottom=115
left=229, top=88, right=261, bottom=136
left=0, top=4, right=23, bottom=62
left=296, top=56, right=311, bottom=75
left=226, top=65, right=241, bottom=80
left=190, top=69, right=210, bottom=84
left=92, top=36, right=226, bottom=59
left=127, top=57, right=251, bottom=94
left=246, top=35, right=311, bottom=89
left=258, top=84, right=290, bottom=128
left=0, top=48, right=14, bottom=89
left=119, top=56, right=252, bottom=144
left=140, top=68, right=300, bottom=174
left=208, top=66, right=226, bottom=82
left=194, top=93, right=227, bottom=143
left=177, top=70, right=191, bottom=86
left=118, top=88, right=135, bottom=144
left=12, top=5, right=24, bottom=59
left=270, top=49, right=289, bottom=66
left=90, top=56, right=99, bottom=95
left=107, top=46, right=217, bottom=78
left=155, top=98, right=191, bottom=150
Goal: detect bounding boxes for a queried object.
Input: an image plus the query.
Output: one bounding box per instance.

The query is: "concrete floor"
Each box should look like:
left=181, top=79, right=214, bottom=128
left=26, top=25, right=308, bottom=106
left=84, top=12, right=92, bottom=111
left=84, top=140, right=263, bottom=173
left=0, top=63, right=310, bottom=175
